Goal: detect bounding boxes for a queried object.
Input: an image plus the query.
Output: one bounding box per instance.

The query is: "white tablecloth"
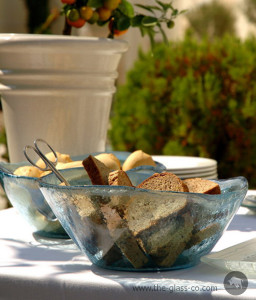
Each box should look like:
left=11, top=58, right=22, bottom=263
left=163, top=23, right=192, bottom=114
left=1, top=202, right=256, bottom=300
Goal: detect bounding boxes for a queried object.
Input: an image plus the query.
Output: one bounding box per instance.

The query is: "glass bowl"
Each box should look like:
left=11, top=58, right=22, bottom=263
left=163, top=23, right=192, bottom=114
left=0, top=151, right=165, bottom=239
left=39, top=170, right=248, bottom=271
left=0, top=162, right=68, bottom=238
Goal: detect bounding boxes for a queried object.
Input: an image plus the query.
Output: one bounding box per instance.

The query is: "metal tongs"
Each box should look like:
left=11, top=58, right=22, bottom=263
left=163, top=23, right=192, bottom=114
left=24, top=139, right=70, bottom=221
left=24, top=138, right=70, bottom=186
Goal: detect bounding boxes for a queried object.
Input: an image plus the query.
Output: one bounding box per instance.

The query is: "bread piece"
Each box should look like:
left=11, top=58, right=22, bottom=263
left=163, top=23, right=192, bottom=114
left=153, top=213, right=194, bottom=267
left=56, top=160, right=83, bottom=169
left=82, top=155, right=110, bottom=185
left=40, top=160, right=83, bottom=177
left=107, top=171, right=133, bottom=217
left=36, top=151, right=72, bottom=169
left=71, top=193, right=123, bottom=263
left=186, top=223, right=221, bottom=249
left=183, top=178, right=221, bottom=194
left=94, top=153, right=121, bottom=171
left=137, top=172, right=189, bottom=192
left=125, top=190, right=192, bottom=267
left=125, top=191, right=188, bottom=236
left=14, top=166, right=42, bottom=178
left=122, top=150, right=156, bottom=171
left=101, top=205, right=148, bottom=269
left=108, top=170, right=133, bottom=187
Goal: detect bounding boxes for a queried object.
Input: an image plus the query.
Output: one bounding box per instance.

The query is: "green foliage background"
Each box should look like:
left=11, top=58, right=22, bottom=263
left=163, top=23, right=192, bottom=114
left=109, top=34, right=256, bottom=188
left=186, top=0, right=236, bottom=40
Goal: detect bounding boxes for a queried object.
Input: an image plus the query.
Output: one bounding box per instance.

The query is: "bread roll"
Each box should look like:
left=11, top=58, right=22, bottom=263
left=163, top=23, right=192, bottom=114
left=40, top=161, right=83, bottom=177
left=56, top=161, right=83, bottom=170
left=36, top=151, right=72, bottom=169
left=122, top=150, right=156, bottom=171
left=14, top=166, right=42, bottom=178
left=94, top=153, right=121, bottom=171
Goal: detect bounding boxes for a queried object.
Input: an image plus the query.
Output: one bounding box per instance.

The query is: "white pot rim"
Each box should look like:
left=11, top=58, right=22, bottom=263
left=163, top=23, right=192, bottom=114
left=0, top=33, right=128, bottom=52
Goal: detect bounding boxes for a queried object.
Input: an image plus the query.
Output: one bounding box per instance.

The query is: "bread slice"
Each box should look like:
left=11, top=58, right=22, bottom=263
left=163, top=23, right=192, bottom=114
left=82, top=158, right=148, bottom=268
left=125, top=189, right=192, bottom=267
left=125, top=192, right=188, bottom=236
left=101, top=204, right=148, bottom=269
left=183, top=178, right=221, bottom=194
left=122, top=150, right=156, bottom=171
left=137, top=172, right=189, bottom=192
left=107, top=170, right=134, bottom=218
left=82, top=155, right=110, bottom=185
left=108, top=170, right=133, bottom=187
left=186, top=223, right=221, bottom=249
left=152, top=213, right=194, bottom=267
left=69, top=193, right=122, bottom=263
left=94, top=153, right=121, bottom=171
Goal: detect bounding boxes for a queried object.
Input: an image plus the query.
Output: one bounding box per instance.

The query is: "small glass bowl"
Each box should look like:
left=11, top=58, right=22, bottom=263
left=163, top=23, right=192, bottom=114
left=0, top=151, right=165, bottom=238
left=39, top=170, right=248, bottom=272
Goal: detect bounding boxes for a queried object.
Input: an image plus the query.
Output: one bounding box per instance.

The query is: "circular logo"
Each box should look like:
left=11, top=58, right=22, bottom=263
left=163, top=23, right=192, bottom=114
left=224, top=271, right=248, bottom=295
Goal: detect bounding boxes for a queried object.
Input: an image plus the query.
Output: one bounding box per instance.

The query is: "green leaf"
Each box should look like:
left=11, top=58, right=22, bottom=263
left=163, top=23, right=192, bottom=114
left=139, top=27, right=146, bottom=37
left=118, top=0, right=134, bottom=18
left=131, top=15, right=144, bottom=27
left=155, top=0, right=172, bottom=11
left=180, top=9, right=188, bottom=14
left=116, top=15, right=130, bottom=31
left=142, top=16, right=158, bottom=27
left=158, top=24, right=169, bottom=44
left=87, top=0, right=103, bottom=8
left=135, top=4, right=159, bottom=14
left=172, top=9, right=179, bottom=16
left=138, top=4, right=162, bottom=12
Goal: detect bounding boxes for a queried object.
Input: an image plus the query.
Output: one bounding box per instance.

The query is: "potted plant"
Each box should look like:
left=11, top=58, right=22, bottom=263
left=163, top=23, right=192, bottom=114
left=0, top=0, right=183, bottom=162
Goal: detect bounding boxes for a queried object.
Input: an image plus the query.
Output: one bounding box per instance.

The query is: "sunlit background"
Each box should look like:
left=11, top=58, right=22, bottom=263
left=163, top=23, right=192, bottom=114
left=0, top=0, right=255, bottom=80
left=1, top=0, right=256, bottom=209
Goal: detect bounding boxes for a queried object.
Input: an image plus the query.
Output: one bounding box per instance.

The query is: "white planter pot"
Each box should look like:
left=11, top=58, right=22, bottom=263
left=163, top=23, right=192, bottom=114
left=0, top=34, right=128, bottom=162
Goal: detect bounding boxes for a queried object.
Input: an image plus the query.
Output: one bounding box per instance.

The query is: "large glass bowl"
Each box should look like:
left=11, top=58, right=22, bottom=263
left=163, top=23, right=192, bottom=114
left=0, top=151, right=165, bottom=239
left=39, top=170, right=248, bottom=271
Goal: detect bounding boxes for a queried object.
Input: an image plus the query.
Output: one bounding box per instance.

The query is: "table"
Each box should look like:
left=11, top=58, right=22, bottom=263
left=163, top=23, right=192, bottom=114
left=0, top=202, right=256, bottom=300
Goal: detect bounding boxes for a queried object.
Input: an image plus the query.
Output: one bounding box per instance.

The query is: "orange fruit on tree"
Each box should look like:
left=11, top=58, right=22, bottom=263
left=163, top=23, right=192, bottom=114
left=88, top=11, right=100, bottom=24
left=80, top=6, right=94, bottom=21
left=61, top=0, right=76, bottom=4
left=67, top=18, right=86, bottom=28
left=67, top=8, right=80, bottom=21
left=108, top=19, right=128, bottom=36
left=104, top=0, right=121, bottom=10
left=97, top=7, right=112, bottom=21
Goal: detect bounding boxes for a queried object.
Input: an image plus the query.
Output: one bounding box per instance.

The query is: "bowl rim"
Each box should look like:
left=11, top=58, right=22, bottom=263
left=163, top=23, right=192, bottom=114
left=0, top=151, right=166, bottom=180
left=39, top=175, right=248, bottom=198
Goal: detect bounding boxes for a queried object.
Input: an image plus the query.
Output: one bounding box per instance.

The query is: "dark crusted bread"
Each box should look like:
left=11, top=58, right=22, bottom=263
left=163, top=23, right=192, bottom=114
left=94, top=153, right=121, bottom=171
left=101, top=204, right=148, bottom=269
left=125, top=192, right=188, bottom=236
left=152, top=213, right=194, bottom=267
left=124, top=190, right=192, bottom=267
left=137, top=172, right=189, bottom=192
left=70, top=193, right=122, bottom=264
left=82, top=159, right=148, bottom=268
left=107, top=170, right=133, bottom=218
left=186, top=223, right=221, bottom=249
left=82, top=155, right=110, bottom=185
left=183, top=178, right=221, bottom=194
left=108, top=170, right=133, bottom=187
